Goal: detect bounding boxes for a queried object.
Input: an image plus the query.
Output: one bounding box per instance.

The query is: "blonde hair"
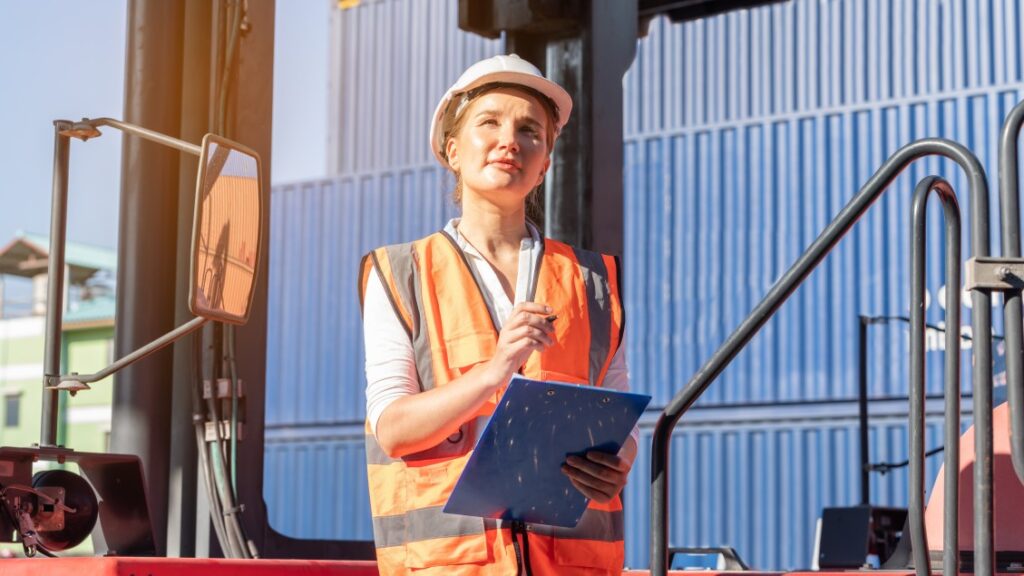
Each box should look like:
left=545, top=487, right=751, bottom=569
left=440, top=83, right=559, bottom=206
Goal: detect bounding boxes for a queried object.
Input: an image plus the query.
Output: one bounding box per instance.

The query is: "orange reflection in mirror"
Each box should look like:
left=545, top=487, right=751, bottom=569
left=193, top=141, right=260, bottom=324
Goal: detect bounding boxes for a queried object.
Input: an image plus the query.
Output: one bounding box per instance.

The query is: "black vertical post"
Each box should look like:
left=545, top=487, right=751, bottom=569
left=226, top=0, right=275, bottom=556
left=858, top=315, right=870, bottom=506
left=546, top=34, right=585, bottom=248
left=111, top=0, right=186, bottom=555
left=546, top=0, right=636, bottom=254
left=585, top=0, right=635, bottom=256
left=507, top=33, right=550, bottom=231
left=507, top=33, right=547, bottom=70
left=166, top=0, right=215, bottom=557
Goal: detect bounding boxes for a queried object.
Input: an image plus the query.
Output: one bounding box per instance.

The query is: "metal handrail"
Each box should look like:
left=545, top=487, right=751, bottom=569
left=997, top=99, right=1024, bottom=489
left=909, top=176, right=960, bottom=576
left=649, top=138, right=993, bottom=576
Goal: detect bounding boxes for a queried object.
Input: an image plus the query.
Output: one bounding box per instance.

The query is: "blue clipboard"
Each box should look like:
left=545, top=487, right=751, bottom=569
left=442, top=376, right=651, bottom=528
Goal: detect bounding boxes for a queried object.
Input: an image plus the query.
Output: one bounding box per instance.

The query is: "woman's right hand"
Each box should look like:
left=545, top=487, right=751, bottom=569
left=484, top=302, right=556, bottom=388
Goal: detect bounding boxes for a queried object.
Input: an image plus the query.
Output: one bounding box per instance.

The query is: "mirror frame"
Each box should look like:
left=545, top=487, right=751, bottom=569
left=189, top=133, right=264, bottom=325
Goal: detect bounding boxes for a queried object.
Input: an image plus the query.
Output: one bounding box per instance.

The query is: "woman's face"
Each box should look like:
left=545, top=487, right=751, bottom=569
left=445, top=87, right=551, bottom=209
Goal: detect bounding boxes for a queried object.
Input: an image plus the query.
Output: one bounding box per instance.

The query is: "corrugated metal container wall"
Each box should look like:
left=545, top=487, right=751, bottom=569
left=627, top=3, right=1024, bottom=408
left=264, top=431, right=373, bottom=539
left=327, top=0, right=502, bottom=174
left=265, top=172, right=459, bottom=427
left=263, top=171, right=460, bottom=540
left=262, top=0, right=1024, bottom=569
left=627, top=89, right=1020, bottom=408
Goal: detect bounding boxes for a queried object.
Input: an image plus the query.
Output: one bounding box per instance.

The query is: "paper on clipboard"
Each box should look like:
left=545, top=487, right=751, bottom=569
left=442, top=376, right=651, bottom=528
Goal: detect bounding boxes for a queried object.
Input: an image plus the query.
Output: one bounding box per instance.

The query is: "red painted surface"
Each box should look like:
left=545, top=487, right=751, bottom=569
left=925, top=402, right=1024, bottom=552
left=0, top=557, right=380, bottom=575
left=624, top=572, right=785, bottom=576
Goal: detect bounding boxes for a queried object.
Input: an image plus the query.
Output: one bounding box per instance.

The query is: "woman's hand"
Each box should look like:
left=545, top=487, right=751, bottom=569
left=561, top=450, right=632, bottom=503
left=483, top=302, right=555, bottom=387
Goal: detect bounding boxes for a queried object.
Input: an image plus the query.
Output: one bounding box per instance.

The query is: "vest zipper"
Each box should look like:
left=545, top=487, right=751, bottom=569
left=510, top=520, right=533, bottom=576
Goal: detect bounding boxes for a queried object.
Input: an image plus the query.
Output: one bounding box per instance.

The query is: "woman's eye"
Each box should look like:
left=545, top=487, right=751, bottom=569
left=520, top=125, right=539, bottom=135
left=481, top=118, right=498, bottom=126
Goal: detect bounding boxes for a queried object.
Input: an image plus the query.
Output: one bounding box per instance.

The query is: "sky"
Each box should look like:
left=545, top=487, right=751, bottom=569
left=0, top=0, right=330, bottom=254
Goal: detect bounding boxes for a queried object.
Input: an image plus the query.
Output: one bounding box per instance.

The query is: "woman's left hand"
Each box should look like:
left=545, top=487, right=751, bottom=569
left=561, top=451, right=632, bottom=503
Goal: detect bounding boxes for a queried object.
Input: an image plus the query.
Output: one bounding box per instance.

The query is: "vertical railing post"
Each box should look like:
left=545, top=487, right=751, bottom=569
left=909, top=177, right=962, bottom=576
left=858, top=315, right=871, bottom=506
left=997, top=99, right=1024, bottom=487
left=40, top=121, right=73, bottom=448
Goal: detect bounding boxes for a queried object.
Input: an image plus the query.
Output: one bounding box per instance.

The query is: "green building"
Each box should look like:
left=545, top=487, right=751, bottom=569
left=0, top=232, right=116, bottom=463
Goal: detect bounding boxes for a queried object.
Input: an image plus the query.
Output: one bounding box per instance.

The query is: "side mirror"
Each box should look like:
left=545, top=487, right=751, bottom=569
left=48, top=119, right=265, bottom=393
left=190, top=134, right=263, bottom=325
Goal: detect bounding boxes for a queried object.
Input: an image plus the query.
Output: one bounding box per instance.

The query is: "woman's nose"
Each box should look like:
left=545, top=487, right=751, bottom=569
left=497, top=123, right=519, bottom=152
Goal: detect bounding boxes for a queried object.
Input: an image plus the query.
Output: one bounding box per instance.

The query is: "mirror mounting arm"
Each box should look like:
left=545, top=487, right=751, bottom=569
left=49, top=316, right=209, bottom=392
left=62, top=117, right=203, bottom=157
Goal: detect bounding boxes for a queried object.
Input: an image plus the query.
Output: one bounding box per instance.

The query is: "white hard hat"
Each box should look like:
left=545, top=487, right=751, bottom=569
left=429, top=54, right=573, bottom=167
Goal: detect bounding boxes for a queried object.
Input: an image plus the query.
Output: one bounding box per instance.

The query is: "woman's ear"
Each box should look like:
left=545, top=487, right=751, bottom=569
left=535, top=157, right=551, bottom=187
left=445, top=138, right=460, bottom=172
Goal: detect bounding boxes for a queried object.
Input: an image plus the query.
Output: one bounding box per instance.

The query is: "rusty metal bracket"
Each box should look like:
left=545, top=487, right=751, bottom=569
left=965, top=257, right=1024, bottom=290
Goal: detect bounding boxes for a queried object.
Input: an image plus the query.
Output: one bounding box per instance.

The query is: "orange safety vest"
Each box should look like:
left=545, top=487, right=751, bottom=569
left=359, top=231, right=626, bottom=575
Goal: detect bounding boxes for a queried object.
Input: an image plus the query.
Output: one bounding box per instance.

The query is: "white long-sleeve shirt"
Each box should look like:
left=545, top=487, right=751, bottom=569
left=362, top=219, right=638, bottom=450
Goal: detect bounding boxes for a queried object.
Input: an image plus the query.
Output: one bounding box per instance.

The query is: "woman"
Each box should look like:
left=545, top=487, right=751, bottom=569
left=360, top=54, right=637, bottom=575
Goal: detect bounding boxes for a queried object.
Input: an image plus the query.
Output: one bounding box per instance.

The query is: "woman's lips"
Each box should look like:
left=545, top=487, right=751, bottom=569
left=489, top=159, right=521, bottom=171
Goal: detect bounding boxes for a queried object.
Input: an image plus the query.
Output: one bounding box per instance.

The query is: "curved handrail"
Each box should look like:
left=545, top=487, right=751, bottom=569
left=997, top=99, right=1024, bottom=486
left=909, top=176, right=960, bottom=576
left=649, top=138, right=993, bottom=576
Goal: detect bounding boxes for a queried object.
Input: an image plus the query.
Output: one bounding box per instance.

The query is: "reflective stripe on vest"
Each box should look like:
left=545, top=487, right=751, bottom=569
left=359, top=232, right=625, bottom=573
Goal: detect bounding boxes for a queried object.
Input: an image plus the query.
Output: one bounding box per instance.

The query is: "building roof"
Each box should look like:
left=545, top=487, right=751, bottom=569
left=0, top=232, right=117, bottom=284
left=64, top=295, right=116, bottom=329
